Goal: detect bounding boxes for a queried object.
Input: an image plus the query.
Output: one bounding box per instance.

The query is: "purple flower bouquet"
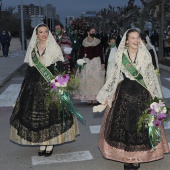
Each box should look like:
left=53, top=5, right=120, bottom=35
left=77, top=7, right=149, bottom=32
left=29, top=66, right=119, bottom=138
left=137, top=97, right=169, bottom=148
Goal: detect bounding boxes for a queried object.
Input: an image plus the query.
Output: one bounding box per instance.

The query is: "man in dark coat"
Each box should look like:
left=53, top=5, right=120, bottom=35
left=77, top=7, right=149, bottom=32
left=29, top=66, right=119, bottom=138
left=0, top=31, right=11, bottom=57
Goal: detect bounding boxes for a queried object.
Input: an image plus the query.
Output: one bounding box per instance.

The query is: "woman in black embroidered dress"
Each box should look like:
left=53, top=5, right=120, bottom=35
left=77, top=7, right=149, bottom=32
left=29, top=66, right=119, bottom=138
left=10, top=24, right=79, bottom=157
left=94, top=29, right=169, bottom=170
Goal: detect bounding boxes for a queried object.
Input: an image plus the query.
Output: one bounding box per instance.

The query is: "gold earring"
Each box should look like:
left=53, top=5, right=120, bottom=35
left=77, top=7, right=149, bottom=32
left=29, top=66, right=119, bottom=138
left=37, top=37, right=39, bottom=42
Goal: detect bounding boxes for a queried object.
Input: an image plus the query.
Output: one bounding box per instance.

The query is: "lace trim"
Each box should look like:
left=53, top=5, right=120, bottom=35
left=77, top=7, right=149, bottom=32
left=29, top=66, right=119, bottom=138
left=96, top=30, right=162, bottom=108
left=82, top=37, right=101, bottom=47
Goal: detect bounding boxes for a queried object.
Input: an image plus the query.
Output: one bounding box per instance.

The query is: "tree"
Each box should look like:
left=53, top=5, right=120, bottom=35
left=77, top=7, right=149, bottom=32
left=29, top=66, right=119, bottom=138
left=139, top=0, right=161, bottom=33
left=0, top=7, right=20, bottom=36
left=0, top=7, right=33, bottom=38
left=158, top=0, right=165, bottom=60
left=116, top=0, right=140, bottom=32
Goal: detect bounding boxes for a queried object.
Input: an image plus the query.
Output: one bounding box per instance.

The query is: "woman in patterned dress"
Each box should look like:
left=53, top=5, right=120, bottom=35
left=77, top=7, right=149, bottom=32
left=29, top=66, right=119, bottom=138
left=94, top=29, right=169, bottom=170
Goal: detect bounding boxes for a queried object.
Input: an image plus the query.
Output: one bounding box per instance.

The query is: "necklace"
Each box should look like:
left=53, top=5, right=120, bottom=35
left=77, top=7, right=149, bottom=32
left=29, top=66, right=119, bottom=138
left=37, top=43, right=46, bottom=56
left=127, top=50, right=138, bottom=63
left=38, top=44, right=46, bottom=51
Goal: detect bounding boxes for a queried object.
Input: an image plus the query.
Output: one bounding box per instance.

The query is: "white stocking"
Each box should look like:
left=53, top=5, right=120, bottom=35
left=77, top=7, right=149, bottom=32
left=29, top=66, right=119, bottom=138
left=46, top=145, right=54, bottom=151
left=39, top=146, right=46, bottom=151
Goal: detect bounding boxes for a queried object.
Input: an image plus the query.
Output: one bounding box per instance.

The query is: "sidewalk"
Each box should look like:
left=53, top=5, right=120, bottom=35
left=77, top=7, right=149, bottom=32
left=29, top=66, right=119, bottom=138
left=0, top=38, right=25, bottom=86
left=0, top=50, right=25, bottom=86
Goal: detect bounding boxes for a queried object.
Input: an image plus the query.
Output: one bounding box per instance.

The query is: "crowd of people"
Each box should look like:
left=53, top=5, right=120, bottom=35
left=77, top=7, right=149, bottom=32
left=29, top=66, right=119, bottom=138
left=8, top=22, right=170, bottom=170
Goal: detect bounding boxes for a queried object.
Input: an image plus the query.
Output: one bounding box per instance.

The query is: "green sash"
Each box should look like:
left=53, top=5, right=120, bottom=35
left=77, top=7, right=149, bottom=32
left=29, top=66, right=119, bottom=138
left=31, top=48, right=86, bottom=124
left=31, top=48, right=54, bottom=83
left=122, top=53, right=147, bottom=89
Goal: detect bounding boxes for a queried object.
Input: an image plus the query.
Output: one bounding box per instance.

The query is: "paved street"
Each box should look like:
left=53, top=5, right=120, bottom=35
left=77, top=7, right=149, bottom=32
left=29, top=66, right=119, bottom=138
left=0, top=61, right=170, bottom=170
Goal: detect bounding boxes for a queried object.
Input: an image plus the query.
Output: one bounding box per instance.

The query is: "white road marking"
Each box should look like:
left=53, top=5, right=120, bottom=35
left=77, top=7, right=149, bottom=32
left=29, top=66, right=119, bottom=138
left=164, top=78, right=170, bottom=81
left=164, top=121, right=170, bottom=130
left=161, top=86, right=170, bottom=98
left=0, top=84, right=21, bottom=107
left=89, top=125, right=101, bottom=134
left=32, top=150, right=93, bottom=166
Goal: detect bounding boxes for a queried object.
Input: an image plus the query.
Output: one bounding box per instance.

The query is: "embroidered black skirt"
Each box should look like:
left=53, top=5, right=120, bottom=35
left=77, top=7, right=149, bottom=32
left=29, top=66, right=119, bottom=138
left=10, top=65, right=79, bottom=145
left=104, top=77, right=152, bottom=152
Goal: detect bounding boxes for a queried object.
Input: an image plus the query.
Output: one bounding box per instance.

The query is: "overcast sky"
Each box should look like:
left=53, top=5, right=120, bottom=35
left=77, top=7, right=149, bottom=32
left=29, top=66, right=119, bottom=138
left=2, top=0, right=142, bottom=24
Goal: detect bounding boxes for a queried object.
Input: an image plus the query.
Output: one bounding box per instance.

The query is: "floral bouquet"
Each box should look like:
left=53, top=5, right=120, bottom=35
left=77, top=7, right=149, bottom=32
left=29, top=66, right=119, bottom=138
left=76, top=59, right=86, bottom=73
left=50, top=74, right=70, bottom=94
left=137, top=97, right=169, bottom=148
left=46, top=73, right=85, bottom=124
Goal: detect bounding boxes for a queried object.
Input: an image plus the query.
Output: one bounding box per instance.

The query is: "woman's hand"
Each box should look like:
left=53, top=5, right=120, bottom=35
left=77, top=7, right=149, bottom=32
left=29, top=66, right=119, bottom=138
left=103, top=99, right=108, bottom=105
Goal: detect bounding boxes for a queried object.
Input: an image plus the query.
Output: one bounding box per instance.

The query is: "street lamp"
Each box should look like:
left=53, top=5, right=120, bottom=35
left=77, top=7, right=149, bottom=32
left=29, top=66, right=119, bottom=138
left=20, top=0, right=25, bottom=51
left=0, top=0, right=2, bottom=11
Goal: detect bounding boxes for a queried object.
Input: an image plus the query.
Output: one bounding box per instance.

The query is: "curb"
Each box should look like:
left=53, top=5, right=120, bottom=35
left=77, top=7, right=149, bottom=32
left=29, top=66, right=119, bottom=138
left=159, top=64, right=170, bottom=72
left=0, top=63, right=26, bottom=87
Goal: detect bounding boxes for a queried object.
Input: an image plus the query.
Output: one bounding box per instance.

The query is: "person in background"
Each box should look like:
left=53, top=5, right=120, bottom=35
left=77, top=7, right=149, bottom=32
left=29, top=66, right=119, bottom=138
left=101, top=31, right=109, bottom=54
left=167, top=29, right=170, bottom=56
left=150, top=30, right=159, bottom=52
left=163, top=30, right=169, bottom=57
left=140, top=33, right=159, bottom=70
left=70, top=30, right=82, bottom=67
left=105, top=37, right=118, bottom=80
left=115, top=29, right=122, bottom=48
left=94, top=29, right=169, bottom=170
left=0, top=30, right=11, bottom=57
left=74, top=27, right=105, bottom=105
left=54, top=23, right=73, bottom=73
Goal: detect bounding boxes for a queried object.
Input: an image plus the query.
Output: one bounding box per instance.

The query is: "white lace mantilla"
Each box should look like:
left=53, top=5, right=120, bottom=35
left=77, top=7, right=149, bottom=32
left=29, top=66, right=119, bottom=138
left=24, top=24, right=64, bottom=67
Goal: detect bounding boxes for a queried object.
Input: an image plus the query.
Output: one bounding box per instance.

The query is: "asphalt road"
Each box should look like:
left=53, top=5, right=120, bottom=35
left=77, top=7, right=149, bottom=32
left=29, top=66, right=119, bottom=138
left=0, top=66, right=170, bottom=170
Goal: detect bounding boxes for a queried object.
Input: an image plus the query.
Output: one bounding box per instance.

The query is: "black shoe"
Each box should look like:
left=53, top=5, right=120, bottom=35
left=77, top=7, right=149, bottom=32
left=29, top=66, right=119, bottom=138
left=129, top=163, right=140, bottom=170
left=38, top=149, right=46, bottom=156
left=45, top=148, right=53, bottom=157
left=124, top=163, right=130, bottom=170
left=124, top=163, right=140, bottom=170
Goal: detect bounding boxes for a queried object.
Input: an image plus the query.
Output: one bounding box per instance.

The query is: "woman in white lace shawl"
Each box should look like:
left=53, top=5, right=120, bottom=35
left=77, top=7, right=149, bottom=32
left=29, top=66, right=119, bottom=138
left=10, top=24, right=79, bottom=157
left=94, top=29, right=169, bottom=170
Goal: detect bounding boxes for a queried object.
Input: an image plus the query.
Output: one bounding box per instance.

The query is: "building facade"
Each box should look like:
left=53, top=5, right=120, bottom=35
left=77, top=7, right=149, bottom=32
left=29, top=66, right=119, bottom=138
left=43, top=4, right=59, bottom=31
left=18, top=4, right=43, bottom=19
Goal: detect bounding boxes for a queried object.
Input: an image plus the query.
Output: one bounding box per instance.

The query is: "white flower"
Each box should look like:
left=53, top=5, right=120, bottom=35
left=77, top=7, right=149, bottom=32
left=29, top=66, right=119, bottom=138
left=55, top=82, right=61, bottom=87
left=150, top=102, right=160, bottom=113
left=148, top=115, right=154, bottom=126
left=51, top=79, right=55, bottom=83
left=77, top=59, right=86, bottom=66
left=162, top=107, right=167, bottom=113
left=150, top=102, right=157, bottom=108
left=59, top=89, right=63, bottom=94
left=61, top=83, right=67, bottom=87
left=63, top=47, right=72, bottom=54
